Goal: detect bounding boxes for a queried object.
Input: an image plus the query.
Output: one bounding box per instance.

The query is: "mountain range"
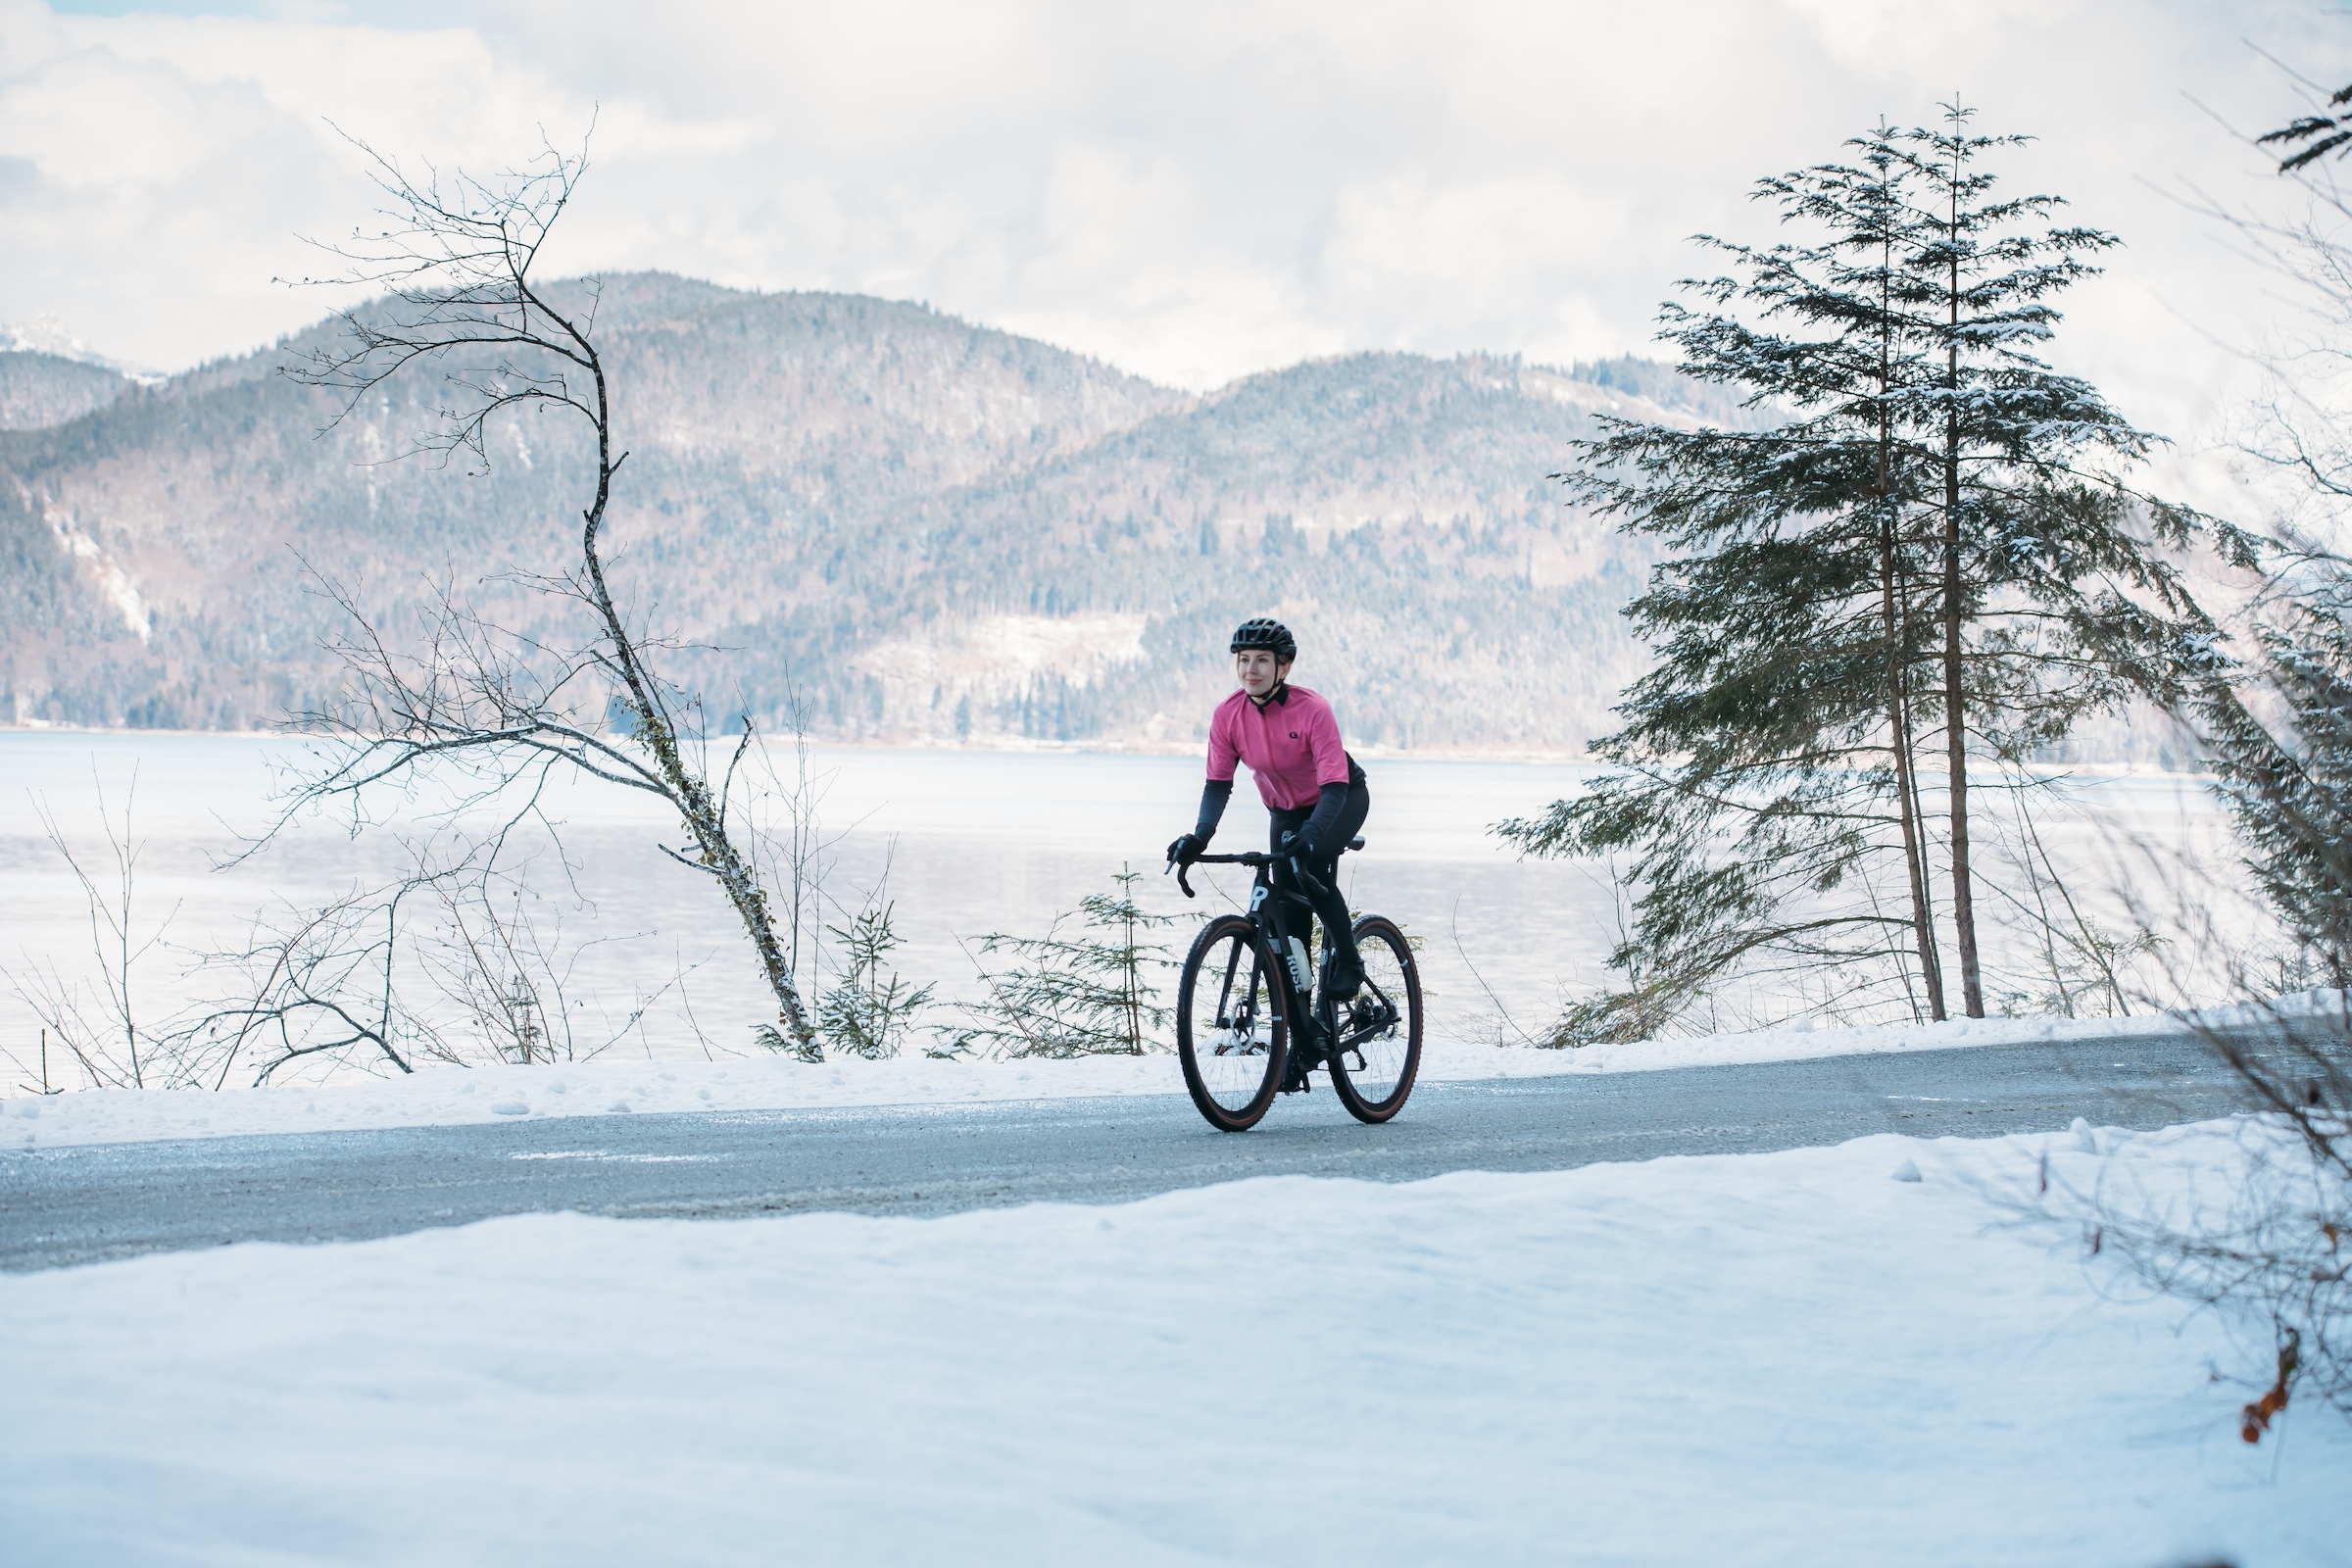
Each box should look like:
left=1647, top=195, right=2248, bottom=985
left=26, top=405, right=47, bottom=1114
left=0, top=273, right=1739, bottom=753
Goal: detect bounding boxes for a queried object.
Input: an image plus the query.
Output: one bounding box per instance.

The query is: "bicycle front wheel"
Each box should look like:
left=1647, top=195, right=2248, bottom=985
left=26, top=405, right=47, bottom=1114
left=1176, top=914, right=1290, bottom=1132
left=1328, top=914, right=1422, bottom=1123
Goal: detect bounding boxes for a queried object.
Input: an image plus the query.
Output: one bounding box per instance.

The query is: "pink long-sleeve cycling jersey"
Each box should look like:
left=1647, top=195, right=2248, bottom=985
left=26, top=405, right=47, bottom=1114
left=1206, top=684, right=1350, bottom=811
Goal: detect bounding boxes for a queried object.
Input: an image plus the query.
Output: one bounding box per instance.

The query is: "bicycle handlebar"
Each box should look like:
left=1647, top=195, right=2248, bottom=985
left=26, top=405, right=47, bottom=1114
left=1167, top=837, right=1365, bottom=900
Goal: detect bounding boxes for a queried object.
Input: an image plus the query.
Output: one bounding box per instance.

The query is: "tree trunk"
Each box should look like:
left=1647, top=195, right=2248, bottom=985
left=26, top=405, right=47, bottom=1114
left=575, top=348, right=820, bottom=1055
left=1875, top=297, right=1944, bottom=1020
left=1882, top=509, right=1944, bottom=1021
left=1942, top=327, right=1984, bottom=1018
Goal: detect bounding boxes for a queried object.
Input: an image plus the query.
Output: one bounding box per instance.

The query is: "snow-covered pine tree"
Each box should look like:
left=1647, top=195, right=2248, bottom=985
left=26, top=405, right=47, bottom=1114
left=956, top=866, right=1176, bottom=1057
left=1500, top=107, right=2219, bottom=1042
left=1897, top=107, right=2216, bottom=1015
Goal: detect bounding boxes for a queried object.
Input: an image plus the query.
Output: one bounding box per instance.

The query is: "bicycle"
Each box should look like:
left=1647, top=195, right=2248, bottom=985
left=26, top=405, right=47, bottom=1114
left=1166, top=836, right=1423, bottom=1132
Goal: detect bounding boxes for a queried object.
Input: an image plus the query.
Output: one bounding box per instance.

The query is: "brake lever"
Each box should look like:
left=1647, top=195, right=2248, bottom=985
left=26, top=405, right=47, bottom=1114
left=1177, top=861, right=1197, bottom=898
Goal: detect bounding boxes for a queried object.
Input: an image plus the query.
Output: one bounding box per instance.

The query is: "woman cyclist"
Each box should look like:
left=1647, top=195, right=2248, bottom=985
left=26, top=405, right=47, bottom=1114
left=1166, top=617, right=1370, bottom=1001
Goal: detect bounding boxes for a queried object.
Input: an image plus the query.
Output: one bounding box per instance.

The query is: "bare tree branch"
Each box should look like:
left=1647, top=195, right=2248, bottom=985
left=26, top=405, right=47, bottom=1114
left=270, top=127, right=821, bottom=1057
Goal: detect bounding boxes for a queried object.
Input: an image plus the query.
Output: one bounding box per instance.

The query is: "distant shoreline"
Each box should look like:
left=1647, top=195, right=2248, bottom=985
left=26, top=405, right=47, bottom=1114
left=0, top=724, right=2223, bottom=779
left=0, top=723, right=1591, bottom=765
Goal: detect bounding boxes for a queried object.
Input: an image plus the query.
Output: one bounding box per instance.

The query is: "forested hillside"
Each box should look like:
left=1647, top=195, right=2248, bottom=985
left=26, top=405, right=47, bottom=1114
left=0, top=273, right=1722, bottom=751
left=0, top=352, right=128, bottom=431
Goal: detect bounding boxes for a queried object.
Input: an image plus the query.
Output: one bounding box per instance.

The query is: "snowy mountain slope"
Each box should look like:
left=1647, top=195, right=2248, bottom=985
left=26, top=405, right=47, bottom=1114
left=0, top=352, right=128, bottom=432
left=0, top=278, right=1177, bottom=730
left=718, top=349, right=1692, bottom=750
left=0, top=277, right=1723, bottom=747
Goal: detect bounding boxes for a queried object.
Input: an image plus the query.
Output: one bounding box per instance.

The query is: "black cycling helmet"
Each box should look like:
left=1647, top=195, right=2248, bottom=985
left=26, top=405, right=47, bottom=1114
left=1230, top=617, right=1297, bottom=661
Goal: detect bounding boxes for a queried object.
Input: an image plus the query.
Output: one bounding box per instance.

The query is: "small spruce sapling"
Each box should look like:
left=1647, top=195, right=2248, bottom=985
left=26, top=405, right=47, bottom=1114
left=816, top=898, right=934, bottom=1060
left=959, top=866, right=1176, bottom=1057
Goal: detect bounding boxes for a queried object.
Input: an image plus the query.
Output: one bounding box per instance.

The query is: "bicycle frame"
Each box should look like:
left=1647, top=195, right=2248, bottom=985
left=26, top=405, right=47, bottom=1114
left=1174, top=840, right=1398, bottom=1077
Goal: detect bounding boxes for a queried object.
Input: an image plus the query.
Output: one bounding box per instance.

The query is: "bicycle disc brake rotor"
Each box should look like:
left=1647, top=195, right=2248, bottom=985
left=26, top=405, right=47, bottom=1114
left=1213, top=1008, right=1263, bottom=1056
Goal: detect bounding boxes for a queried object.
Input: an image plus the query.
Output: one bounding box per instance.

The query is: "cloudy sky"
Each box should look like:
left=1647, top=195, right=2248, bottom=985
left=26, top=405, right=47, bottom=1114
left=0, top=0, right=2338, bottom=448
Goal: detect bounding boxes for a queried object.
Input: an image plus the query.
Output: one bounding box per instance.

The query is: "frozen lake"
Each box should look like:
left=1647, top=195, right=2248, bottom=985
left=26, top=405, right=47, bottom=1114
left=0, top=731, right=2240, bottom=1085
left=0, top=733, right=1629, bottom=1078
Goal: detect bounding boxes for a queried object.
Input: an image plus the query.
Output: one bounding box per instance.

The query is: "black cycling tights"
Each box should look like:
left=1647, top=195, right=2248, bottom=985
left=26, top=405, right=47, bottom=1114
left=1267, top=777, right=1371, bottom=974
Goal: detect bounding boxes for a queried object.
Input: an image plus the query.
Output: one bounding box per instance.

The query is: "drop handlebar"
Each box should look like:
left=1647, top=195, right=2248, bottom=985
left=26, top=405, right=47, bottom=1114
left=1167, top=837, right=1365, bottom=900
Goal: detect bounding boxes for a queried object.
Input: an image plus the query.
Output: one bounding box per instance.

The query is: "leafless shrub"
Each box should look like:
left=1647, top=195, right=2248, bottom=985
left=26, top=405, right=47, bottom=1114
left=2076, top=453, right=2350, bottom=1438
left=178, top=879, right=433, bottom=1085
left=735, top=688, right=855, bottom=1054
left=410, top=849, right=680, bottom=1067
left=2047, top=647, right=2352, bottom=1444
left=2055, top=1075, right=2348, bottom=1442
left=2, top=772, right=183, bottom=1091
left=271, top=126, right=824, bottom=1059
left=1979, top=785, right=2168, bottom=1021
left=179, top=829, right=692, bottom=1086
left=2076, top=62, right=2352, bottom=1431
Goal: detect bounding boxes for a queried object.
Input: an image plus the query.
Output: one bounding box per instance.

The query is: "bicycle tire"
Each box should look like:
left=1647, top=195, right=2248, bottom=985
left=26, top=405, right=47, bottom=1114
left=1327, top=914, right=1422, bottom=1123
left=1176, top=913, right=1290, bottom=1132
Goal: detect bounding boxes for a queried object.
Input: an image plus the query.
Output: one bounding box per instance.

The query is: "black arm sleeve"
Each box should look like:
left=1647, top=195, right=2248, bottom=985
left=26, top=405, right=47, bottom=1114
left=1300, top=782, right=1348, bottom=850
left=1195, top=778, right=1234, bottom=840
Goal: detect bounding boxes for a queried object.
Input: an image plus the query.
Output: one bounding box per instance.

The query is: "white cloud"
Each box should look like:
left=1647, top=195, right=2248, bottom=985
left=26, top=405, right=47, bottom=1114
left=0, top=0, right=2334, bottom=451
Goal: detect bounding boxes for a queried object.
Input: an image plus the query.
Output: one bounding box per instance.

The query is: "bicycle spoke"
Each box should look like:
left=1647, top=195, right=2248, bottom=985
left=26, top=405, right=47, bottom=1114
left=1212, top=940, right=1244, bottom=1028
left=1179, top=919, right=1286, bottom=1126
left=1327, top=916, right=1421, bottom=1123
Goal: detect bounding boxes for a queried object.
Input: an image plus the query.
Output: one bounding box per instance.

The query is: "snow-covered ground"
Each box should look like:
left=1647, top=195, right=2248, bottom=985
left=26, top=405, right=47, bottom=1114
left=1, top=1011, right=2205, bottom=1150
left=3, top=1117, right=2340, bottom=1566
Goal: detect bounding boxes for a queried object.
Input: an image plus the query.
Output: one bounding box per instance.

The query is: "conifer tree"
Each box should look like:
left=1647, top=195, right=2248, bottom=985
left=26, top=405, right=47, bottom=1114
left=1502, top=106, right=2218, bottom=1040
left=815, top=899, right=934, bottom=1059
left=956, top=867, right=1176, bottom=1056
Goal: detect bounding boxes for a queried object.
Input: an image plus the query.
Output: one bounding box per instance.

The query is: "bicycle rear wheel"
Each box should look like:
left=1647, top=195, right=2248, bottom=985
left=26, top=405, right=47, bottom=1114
left=1328, top=914, right=1422, bottom=1123
left=1176, top=914, right=1290, bottom=1132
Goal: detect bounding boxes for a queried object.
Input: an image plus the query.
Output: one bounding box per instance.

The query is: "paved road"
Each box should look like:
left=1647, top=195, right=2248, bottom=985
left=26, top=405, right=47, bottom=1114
left=0, top=1031, right=2248, bottom=1272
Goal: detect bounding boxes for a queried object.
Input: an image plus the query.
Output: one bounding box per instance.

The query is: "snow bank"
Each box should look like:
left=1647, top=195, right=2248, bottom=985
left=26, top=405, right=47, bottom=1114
left=2, top=1120, right=2338, bottom=1566
left=1, top=1011, right=2216, bottom=1151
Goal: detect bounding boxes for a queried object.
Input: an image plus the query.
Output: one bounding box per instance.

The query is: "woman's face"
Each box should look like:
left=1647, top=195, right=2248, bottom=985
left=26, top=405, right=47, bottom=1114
left=1235, top=649, right=1289, bottom=698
